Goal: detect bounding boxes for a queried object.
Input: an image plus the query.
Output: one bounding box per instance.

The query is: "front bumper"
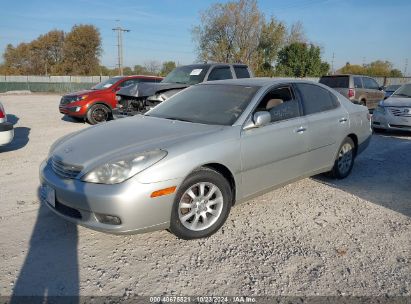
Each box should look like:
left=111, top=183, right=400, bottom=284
left=59, top=105, right=85, bottom=117
left=0, top=122, right=14, bottom=146
left=39, top=159, right=181, bottom=234
left=372, top=108, right=411, bottom=131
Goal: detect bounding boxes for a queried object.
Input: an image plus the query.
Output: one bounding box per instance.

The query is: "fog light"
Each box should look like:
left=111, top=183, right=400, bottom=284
left=95, top=213, right=121, bottom=225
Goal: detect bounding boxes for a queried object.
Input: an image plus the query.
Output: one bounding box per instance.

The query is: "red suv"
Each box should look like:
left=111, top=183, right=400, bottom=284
left=59, top=75, right=163, bottom=124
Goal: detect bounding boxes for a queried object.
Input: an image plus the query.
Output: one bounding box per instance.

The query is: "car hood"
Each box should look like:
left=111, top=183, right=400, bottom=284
left=52, top=115, right=223, bottom=170
left=382, top=97, right=411, bottom=107
left=64, top=89, right=95, bottom=97
left=117, top=82, right=189, bottom=98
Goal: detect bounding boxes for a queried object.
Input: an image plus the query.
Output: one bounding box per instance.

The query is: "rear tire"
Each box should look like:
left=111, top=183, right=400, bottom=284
left=86, top=104, right=111, bottom=125
left=170, top=168, right=232, bottom=240
left=328, top=137, right=355, bottom=179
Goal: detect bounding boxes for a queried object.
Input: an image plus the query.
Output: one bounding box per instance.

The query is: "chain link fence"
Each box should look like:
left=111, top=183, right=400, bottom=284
left=0, top=75, right=110, bottom=93
left=0, top=75, right=409, bottom=94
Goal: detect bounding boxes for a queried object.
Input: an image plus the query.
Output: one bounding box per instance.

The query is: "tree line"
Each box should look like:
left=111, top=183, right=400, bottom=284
left=0, top=0, right=404, bottom=78
left=1, top=25, right=102, bottom=76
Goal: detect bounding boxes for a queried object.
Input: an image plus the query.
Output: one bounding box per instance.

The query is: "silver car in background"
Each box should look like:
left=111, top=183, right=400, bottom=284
left=40, top=79, right=372, bottom=239
left=372, top=83, right=411, bottom=132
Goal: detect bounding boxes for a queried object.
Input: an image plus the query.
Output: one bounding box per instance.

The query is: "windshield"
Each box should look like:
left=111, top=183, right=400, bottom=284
left=386, top=85, right=401, bottom=92
left=392, top=84, right=411, bottom=98
left=92, top=77, right=123, bottom=90
left=162, top=66, right=208, bottom=85
left=146, top=84, right=260, bottom=126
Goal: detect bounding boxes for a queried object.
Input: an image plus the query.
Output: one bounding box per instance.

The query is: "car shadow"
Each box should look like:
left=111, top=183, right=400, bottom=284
left=313, top=133, right=411, bottom=218
left=10, top=188, right=79, bottom=303
left=61, top=115, right=85, bottom=124
left=0, top=114, right=30, bottom=152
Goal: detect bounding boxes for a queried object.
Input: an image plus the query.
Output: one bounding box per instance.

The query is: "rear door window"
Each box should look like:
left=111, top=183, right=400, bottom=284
left=296, top=83, right=339, bottom=115
left=363, top=77, right=379, bottom=90
left=319, top=76, right=349, bottom=88
left=234, top=66, right=250, bottom=79
left=354, top=77, right=363, bottom=88
left=207, top=67, right=233, bottom=81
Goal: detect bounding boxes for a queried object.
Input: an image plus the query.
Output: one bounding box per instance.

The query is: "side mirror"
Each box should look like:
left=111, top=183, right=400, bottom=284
left=244, top=111, right=271, bottom=130
left=113, top=87, right=121, bottom=92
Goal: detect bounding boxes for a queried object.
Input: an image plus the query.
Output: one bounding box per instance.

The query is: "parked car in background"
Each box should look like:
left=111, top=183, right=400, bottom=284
left=59, top=75, right=163, bottom=124
left=0, top=102, right=14, bottom=146
left=372, top=83, right=411, bottom=132
left=383, top=84, right=401, bottom=99
left=41, top=79, right=371, bottom=239
left=319, top=74, right=385, bottom=110
left=113, top=63, right=252, bottom=118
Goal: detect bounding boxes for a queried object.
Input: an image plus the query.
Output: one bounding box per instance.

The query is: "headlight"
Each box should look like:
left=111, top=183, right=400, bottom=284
left=73, top=95, right=88, bottom=102
left=81, top=150, right=167, bottom=184
left=375, top=105, right=386, bottom=114
left=115, top=95, right=121, bottom=101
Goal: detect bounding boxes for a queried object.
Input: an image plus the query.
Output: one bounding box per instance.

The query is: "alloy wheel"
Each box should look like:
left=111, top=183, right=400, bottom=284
left=178, top=182, right=224, bottom=231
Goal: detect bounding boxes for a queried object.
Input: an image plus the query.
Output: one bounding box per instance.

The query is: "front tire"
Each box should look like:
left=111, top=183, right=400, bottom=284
left=170, top=168, right=232, bottom=240
left=86, top=104, right=111, bottom=125
left=329, top=137, right=355, bottom=179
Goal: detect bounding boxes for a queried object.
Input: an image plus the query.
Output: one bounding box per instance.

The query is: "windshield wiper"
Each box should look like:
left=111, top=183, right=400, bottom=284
left=163, top=116, right=193, bottom=122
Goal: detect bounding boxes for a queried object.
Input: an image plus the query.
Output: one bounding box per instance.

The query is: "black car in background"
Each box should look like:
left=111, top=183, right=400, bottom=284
left=113, top=63, right=252, bottom=118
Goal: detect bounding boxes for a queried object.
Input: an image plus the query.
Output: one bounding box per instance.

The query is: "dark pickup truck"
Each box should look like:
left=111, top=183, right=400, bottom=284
left=113, top=63, right=252, bottom=118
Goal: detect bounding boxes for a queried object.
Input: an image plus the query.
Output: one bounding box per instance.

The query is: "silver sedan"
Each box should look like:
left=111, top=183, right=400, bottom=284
left=372, top=83, right=411, bottom=132
left=40, top=79, right=372, bottom=239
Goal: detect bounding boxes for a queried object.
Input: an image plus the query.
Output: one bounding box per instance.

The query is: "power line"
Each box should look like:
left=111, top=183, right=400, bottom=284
left=112, top=24, right=130, bottom=76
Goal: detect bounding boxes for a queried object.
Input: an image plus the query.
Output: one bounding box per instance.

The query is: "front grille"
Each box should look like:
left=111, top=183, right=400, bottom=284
left=51, top=157, right=83, bottom=179
left=60, top=95, right=77, bottom=106
left=388, top=107, right=411, bottom=117
left=55, top=201, right=82, bottom=219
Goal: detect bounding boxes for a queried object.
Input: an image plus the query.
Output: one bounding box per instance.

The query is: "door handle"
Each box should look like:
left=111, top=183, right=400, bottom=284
left=295, top=126, right=307, bottom=133
left=339, top=117, right=348, bottom=123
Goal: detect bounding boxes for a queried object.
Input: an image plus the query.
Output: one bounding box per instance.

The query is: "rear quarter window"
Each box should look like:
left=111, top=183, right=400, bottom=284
left=296, top=83, right=339, bottom=115
left=234, top=66, right=250, bottom=79
left=319, top=76, right=349, bottom=88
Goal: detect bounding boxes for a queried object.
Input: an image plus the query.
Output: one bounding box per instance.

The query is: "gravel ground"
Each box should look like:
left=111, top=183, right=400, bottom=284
left=0, top=94, right=410, bottom=299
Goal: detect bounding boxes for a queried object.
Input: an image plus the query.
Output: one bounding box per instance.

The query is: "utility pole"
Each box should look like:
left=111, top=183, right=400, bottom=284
left=404, top=58, right=408, bottom=77
left=112, top=24, right=130, bottom=76
left=331, top=52, right=335, bottom=75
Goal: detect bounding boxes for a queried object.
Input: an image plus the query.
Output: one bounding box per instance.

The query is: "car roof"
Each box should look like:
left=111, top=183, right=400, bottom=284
left=321, top=74, right=375, bottom=78
left=178, top=63, right=248, bottom=69
left=123, top=75, right=163, bottom=79
left=200, top=77, right=319, bottom=87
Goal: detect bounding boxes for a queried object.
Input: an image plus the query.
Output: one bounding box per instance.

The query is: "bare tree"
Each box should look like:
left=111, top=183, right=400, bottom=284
left=287, top=21, right=307, bottom=45
left=143, top=60, right=161, bottom=75
left=192, top=0, right=263, bottom=66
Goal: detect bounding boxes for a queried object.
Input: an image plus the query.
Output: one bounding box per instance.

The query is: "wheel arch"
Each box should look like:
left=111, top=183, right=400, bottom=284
left=347, top=133, right=358, bottom=157
left=88, top=100, right=113, bottom=111
left=191, top=163, right=237, bottom=206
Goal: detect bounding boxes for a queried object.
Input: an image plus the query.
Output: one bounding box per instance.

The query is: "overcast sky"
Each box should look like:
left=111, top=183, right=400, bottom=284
left=1, top=0, right=410, bottom=74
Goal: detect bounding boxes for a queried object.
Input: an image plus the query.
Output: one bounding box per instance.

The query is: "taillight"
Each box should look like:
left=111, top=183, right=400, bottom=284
left=0, top=106, right=5, bottom=119
left=348, top=88, right=355, bottom=98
